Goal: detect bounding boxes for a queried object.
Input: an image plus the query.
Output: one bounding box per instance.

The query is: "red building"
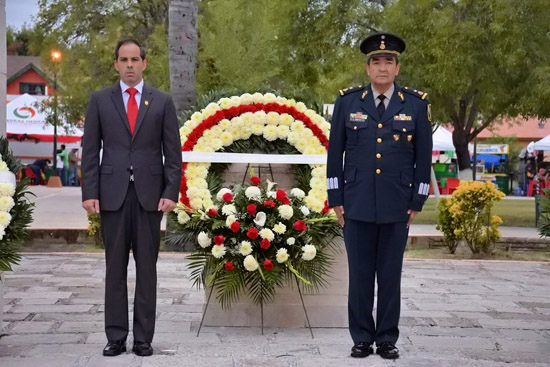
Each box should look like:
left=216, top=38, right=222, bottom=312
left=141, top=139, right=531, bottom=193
left=6, top=55, right=57, bottom=103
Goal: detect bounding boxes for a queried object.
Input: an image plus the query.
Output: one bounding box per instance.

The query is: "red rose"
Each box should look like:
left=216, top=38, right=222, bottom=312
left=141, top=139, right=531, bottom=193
left=247, top=204, right=257, bottom=216
left=260, top=238, right=270, bottom=249
left=207, top=208, right=218, bottom=216
left=230, top=221, right=240, bottom=233
left=214, top=235, right=224, bottom=245
left=263, top=259, right=274, bottom=271
left=250, top=176, right=261, bottom=186
left=294, top=220, right=307, bottom=232
left=247, top=228, right=258, bottom=239
left=276, top=189, right=287, bottom=201
left=321, top=200, right=330, bottom=214
left=225, top=261, right=234, bottom=271
left=222, top=193, right=233, bottom=203
left=263, top=200, right=276, bottom=208
left=281, top=197, right=290, bottom=205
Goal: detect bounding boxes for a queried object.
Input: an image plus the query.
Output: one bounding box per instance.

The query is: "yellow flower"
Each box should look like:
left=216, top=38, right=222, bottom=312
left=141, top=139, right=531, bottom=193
left=491, top=215, right=503, bottom=226
left=263, top=126, right=278, bottom=141
left=220, top=131, right=234, bottom=146
left=277, top=125, right=290, bottom=139
left=266, top=112, right=280, bottom=125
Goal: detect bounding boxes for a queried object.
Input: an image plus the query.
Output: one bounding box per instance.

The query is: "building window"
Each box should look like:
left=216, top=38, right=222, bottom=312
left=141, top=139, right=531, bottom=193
left=20, top=82, right=46, bottom=95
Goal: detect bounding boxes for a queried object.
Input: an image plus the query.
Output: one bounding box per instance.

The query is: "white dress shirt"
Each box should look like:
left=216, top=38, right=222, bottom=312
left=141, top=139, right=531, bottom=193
left=372, top=83, right=394, bottom=110
left=120, top=79, right=144, bottom=112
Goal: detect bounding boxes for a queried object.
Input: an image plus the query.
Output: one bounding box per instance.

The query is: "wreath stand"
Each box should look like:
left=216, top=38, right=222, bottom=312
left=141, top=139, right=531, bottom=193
left=196, top=274, right=315, bottom=339
left=196, top=164, right=314, bottom=338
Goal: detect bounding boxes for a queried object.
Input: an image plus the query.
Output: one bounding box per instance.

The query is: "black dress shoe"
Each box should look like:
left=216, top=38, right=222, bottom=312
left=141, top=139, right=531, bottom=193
left=376, top=341, right=399, bottom=359
left=350, top=342, right=373, bottom=358
left=103, top=340, right=126, bottom=356
left=132, top=341, right=153, bottom=357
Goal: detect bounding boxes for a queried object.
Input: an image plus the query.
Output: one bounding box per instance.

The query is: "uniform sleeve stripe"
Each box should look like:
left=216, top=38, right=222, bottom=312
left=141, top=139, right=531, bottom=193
left=424, top=183, right=429, bottom=195
left=418, top=183, right=424, bottom=195
left=327, top=177, right=340, bottom=190
left=334, top=178, right=339, bottom=190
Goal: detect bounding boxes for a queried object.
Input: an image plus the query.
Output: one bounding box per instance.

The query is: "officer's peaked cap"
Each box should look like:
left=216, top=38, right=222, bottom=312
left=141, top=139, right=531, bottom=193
left=360, top=32, right=406, bottom=58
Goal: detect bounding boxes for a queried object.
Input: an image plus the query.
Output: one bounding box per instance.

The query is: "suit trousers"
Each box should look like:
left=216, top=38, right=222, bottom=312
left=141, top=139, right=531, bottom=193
left=343, top=219, right=409, bottom=345
left=100, top=182, right=163, bottom=343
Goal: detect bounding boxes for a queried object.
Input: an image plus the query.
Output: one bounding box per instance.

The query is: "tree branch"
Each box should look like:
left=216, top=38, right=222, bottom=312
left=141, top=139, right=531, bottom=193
left=464, top=97, right=479, bottom=139
left=472, top=113, right=498, bottom=138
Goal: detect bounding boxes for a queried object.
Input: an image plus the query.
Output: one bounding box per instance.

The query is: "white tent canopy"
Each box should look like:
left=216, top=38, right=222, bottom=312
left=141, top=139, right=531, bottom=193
left=432, top=126, right=455, bottom=151
left=534, top=136, right=550, bottom=151
left=6, top=93, right=82, bottom=143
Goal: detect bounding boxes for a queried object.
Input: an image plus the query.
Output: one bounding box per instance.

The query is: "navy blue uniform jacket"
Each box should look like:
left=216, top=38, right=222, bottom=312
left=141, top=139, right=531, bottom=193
left=326, top=83, right=433, bottom=223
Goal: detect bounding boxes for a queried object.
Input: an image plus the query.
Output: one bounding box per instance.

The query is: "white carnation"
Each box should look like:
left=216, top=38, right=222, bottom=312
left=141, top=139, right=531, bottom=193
left=239, top=241, right=253, bottom=256
left=177, top=210, right=190, bottom=224
left=0, top=211, right=12, bottom=227
left=302, top=244, right=317, bottom=261
left=290, top=188, right=305, bottom=199
left=245, top=186, right=262, bottom=200
left=259, top=228, right=275, bottom=241
left=300, top=206, right=310, bottom=216
left=198, top=231, right=211, bottom=248
left=0, top=183, right=15, bottom=197
left=211, top=244, right=227, bottom=259
left=273, top=222, right=286, bottom=234
left=0, top=196, right=15, bottom=212
left=278, top=205, right=294, bottom=220
left=222, top=204, right=237, bottom=215
left=287, top=237, right=296, bottom=245
left=276, top=248, right=289, bottom=263
left=243, top=255, right=259, bottom=271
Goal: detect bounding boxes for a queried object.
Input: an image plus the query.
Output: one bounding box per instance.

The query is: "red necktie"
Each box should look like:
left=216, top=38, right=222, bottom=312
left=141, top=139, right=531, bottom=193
left=126, top=87, right=138, bottom=134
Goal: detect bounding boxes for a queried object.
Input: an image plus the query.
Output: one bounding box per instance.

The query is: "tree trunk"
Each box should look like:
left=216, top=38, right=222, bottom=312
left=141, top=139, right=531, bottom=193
left=168, top=0, right=198, bottom=116
left=452, top=128, right=471, bottom=172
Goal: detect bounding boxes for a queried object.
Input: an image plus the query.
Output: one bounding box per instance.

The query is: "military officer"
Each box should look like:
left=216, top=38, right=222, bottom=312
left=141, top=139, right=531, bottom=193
left=326, top=32, right=432, bottom=360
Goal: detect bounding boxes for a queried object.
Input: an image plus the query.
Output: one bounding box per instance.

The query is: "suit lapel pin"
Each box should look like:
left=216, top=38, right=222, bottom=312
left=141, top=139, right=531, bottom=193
left=145, top=100, right=149, bottom=106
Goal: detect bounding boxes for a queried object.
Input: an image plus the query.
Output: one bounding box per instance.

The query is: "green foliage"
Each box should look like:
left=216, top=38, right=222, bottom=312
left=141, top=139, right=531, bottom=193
left=6, top=26, right=39, bottom=55
left=537, top=189, right=550, bottom=237
left=437, top=180, right=505, bottom=255
left=436, top=198, right=460, bottom=253
left=86, top=213, right=103, bottom=249
left=0, top=138, right=34, bottom=271
left=32, top=0, right=170, bottom=123
left=383, top=0, right=550, bottom=169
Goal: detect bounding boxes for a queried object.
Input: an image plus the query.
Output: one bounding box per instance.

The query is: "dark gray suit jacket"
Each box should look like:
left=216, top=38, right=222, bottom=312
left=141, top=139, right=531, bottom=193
left=81, top=83, right=182, bottom=212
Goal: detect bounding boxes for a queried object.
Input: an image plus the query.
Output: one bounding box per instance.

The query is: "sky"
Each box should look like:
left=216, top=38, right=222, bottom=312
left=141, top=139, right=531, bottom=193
left=6, top=0, right=40, bottom=30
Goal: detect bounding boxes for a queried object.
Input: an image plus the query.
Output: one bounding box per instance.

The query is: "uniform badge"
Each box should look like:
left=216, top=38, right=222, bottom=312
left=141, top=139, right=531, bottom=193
left=394, top=114, right=412, bottom=121
left=407, top=135, right=412, bottom=142
left=145, top=101, right=149, bottom=106
left=427, top=104, right=432, bottom=122
left=349, top=112, right=368, bottom=123
left=393, top=134, right=400, bottom=141
left=398, top=92, right=404, bottom=101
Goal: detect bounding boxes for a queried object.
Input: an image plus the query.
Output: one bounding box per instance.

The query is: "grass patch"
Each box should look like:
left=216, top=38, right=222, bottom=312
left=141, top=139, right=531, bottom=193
left=414, top=198, right=536, bottom=227
left=405, top=247, right=550, bottom=261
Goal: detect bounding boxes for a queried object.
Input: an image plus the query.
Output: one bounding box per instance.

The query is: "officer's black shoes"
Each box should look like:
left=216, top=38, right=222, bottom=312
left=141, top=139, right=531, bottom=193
left=132, top=341, right=154, bottom=357
left=376, top=341, right=399, bottom=359
left=103, top=340, right=126, bottom=356
left=351, top=342, right=374, bottom=358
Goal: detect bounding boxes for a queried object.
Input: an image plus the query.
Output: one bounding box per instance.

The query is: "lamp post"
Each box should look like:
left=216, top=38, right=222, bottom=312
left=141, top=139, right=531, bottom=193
left=51, top=50, right=61, bottom=177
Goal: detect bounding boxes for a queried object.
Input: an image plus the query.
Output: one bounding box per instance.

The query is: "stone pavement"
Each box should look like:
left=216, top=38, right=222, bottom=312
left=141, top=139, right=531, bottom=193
left=1, top=253, right=550, bottom=366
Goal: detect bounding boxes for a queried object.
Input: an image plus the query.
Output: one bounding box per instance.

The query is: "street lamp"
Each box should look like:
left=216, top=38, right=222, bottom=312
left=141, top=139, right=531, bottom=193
left=51, top=50, right=62, bottom=177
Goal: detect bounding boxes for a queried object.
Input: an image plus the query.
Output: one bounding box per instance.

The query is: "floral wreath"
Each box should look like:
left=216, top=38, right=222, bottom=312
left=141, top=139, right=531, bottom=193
left=0, top=137, right=34, bottom=271
left=169, top=93, right=341, bottom=309
left=176, top=93, right=330, bottom=218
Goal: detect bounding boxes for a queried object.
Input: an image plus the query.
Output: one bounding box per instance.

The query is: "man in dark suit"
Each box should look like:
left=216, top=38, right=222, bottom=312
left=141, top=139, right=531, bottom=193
left=326, top=32, right=432, bottom=360
left=81, top=39, right=182, bottom=357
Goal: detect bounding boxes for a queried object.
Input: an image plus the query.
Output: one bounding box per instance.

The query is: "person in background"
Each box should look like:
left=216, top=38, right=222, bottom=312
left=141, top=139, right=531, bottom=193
left=28, top=159, right=51, bottom=185
left=68, top=148, right=80, bottom=186
left=57, top=144, right=69, bottom=186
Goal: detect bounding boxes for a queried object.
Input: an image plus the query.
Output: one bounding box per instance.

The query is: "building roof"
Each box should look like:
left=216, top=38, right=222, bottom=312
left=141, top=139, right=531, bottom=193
left=7, top=55, right=42, bottom=79
left=477, top=117, right=550, bottom=140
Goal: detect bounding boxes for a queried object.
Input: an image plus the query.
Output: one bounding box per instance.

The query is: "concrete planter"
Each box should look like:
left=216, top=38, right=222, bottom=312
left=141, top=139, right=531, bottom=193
left=203, top=241, right=349, bottom=328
